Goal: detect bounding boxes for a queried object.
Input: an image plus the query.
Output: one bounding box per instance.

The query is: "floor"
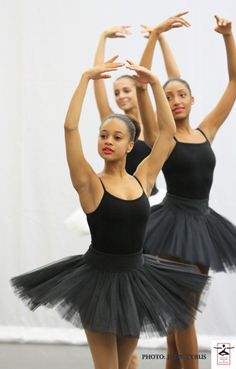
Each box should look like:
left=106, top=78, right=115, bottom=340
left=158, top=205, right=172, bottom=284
left=0, top=343, right=211, bottom=369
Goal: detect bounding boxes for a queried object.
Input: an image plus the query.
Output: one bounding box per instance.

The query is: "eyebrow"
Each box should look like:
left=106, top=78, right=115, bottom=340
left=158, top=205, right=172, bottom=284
left=166, top=89, right=188, bottom=94
left=100, top=130, right=124, bottom=134
left=114, top=86, right=131, bottom=91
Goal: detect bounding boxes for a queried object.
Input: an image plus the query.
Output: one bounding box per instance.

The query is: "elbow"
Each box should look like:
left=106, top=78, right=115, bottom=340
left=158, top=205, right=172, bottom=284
left=64, top=121, right=77, bottom=131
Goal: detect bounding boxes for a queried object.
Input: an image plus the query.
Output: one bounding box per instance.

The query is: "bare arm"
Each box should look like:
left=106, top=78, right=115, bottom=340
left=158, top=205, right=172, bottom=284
left=127, top=64, right=176, bottom=195
left=199, top=16, right=236, bottom=142
left=137, top=31, right=160, bottom=147
left=140, top=12, right=189, bottom=74
left=158, top=34, right=181, bottom=78
left=93, top=26, right=131, bottom=121
left=138, top=13, right=190, bottom=147
left=64, top=60, right=123, bottom=212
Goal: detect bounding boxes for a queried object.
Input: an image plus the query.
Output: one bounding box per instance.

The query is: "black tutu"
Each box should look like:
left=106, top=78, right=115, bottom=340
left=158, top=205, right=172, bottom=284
left=144, top=193, right=236, bottom=272
left=10, top=246, right=209, bottom=338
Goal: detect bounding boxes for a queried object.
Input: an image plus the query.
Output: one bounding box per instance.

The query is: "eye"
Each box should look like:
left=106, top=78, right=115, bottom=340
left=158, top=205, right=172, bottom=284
left=123, top=88, right=131, bottom=93
left=166, top=95, right=172, bottom=101
left=100, top=133, right=107, bottom=139
left=114, top=91, right=119, bottom=97
left=115, top=136, right=122, bottom=140
left=180, top=92, right=187, bottom=98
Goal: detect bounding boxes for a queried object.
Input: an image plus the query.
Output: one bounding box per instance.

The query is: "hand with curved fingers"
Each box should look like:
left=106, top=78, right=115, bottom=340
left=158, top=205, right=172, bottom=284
left=86, top=56, right=124, bottom=80
left=214, top=15, right=232, bottom=35
left=104, top=25, right=132, bottom=38
left=126, top=60, right=157, bottom=85
left=141, top=11, right=190, bottom=38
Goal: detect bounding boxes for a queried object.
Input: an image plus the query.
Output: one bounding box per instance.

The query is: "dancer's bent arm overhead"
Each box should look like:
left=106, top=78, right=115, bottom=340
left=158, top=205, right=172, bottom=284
left=140, top=12, right=190, bottom=74
left=127, top=62, right=176, bottom=195
left=93, top=26, right=131, bottom=120
left=64, top=58, right=123, bottom=213
left=138, top=12, right=190, bottom=147
left=199, top=16, right=236, bottom=142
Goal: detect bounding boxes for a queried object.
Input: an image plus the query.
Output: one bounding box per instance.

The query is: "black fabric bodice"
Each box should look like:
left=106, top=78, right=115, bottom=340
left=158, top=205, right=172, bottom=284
left=126, top=140, right=158, bottom=195
left=86, top=179, right=150, bottom=254
left=162, top=129, right=216, bottom=199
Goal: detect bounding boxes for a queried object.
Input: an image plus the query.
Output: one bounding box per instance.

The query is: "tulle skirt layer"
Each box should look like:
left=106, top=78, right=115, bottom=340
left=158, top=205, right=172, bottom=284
left=144, top=193, right=236, bottom=272
left=11, top=246, right=209, bottom=338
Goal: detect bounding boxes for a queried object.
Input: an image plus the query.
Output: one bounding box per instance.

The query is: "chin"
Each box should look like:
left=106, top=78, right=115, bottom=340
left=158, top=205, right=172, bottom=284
left=174, top=114, right=188, bottom=122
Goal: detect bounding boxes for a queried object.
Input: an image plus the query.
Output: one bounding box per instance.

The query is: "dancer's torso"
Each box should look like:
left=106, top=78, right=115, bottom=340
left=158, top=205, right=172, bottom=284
left=86, top=177, right=150, bottom=254
left=162, top=129, right=216, bottom=199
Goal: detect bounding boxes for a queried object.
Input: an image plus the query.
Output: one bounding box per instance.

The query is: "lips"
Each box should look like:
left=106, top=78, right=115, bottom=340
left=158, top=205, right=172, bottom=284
left=119, top=99, right=129, bottom=106
left=102, top=147, right=114, bottom=154
left=173, top=107, right=184, bottom=114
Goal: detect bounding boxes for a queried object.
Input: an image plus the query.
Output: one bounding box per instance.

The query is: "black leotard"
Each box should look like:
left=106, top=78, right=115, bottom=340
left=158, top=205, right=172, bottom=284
left=126, top=140, right=158, bottom=195
left=162, top=128, right=216, bottom=199
left=86, top=177, right=150, bottom=254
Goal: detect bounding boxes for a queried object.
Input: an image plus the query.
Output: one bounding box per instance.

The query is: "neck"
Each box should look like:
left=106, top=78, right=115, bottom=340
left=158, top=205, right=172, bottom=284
left=175, top=117, right=192, bottom=134
left=124, top=106, right=138, bottom=118
left=102, top=159, right=128, bottom=178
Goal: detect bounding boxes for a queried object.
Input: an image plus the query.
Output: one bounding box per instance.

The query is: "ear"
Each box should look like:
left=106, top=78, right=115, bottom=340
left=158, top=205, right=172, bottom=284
left=191, top=96, right=195, bottom=105
left=127, top=141, right=134, bottom=153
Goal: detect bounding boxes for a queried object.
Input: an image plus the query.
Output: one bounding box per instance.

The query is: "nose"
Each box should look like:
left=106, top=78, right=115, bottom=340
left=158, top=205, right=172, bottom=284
left=118, top=91, right=126, bottom=99
left=172, top=95, right=181, bottom=105
left=105, top=136, right=113, bottom=146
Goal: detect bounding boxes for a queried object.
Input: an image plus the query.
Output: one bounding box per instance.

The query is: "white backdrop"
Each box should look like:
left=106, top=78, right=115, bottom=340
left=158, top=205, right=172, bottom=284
left=1, top=0, right=236, bottom=349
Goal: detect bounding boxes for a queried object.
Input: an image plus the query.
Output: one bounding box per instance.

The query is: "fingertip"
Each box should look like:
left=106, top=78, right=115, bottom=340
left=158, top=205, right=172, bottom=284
left=180, top=10, right=189, bottom=15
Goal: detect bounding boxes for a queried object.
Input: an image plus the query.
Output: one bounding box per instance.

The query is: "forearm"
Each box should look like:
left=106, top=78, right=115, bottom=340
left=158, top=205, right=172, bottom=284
left=93, top=33, right=112, bottom=119
left=159, top=34, right=181, bottom=78
left=140, top=32, right=158, bottom=69
left=223, top=32, right=236, bottom=81
left=64, top=73, right=90, bottom=130
left=150, top=79, right=176, bottom=136
left=137, top=87, right=158, bottom=147
left=94, top=33, right=106, bottom=65
left=138, top=34, right=160, bottom=144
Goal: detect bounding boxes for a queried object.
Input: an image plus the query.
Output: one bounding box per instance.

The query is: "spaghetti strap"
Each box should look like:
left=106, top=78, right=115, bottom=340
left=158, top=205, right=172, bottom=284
left=133, top=175, right=144, bottom=190
left=98, top=177, right=106, bottom=192
left=173, top=136, right=178, bottom=142
left=196, top=128, right=209, bottom=142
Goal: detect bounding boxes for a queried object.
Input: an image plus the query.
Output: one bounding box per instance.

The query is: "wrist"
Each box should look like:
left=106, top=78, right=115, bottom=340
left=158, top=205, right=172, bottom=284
left=82, top=71, right=91, bottom=81
left=101, top=31, right=108, bottom=39
left=136, top=84, right=148, bottom=91
left=223, top=32, right=233, bottom=37
left=153, top=27, right=162, bottom=38
left=150, top=77, right=159, bottom=86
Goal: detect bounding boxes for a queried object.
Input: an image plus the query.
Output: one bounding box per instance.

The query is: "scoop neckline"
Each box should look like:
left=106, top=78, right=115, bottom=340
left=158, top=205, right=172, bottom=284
left=174, top=128, right=208, bottom=145
left=175, top=140, right=207, bottom=145
left=104, top=189, right=145, bottom=202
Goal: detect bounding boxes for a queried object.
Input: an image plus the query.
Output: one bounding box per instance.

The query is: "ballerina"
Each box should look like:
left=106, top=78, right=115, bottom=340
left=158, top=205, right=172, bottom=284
left=11, top=58, right=209, bottom=369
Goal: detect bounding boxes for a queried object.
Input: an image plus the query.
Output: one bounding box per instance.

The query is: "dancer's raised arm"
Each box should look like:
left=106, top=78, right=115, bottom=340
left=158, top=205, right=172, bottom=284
left=199, top=16, right=236, bottom=141
left=137, top=13, right=190, bottom=147
left=93, top=26, right=131, bottom=120
left=127, top=63, right=176, bottom=195
left=64, top=59, right=123, bottom=211
left=140, top=12, right=189, bottom=75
